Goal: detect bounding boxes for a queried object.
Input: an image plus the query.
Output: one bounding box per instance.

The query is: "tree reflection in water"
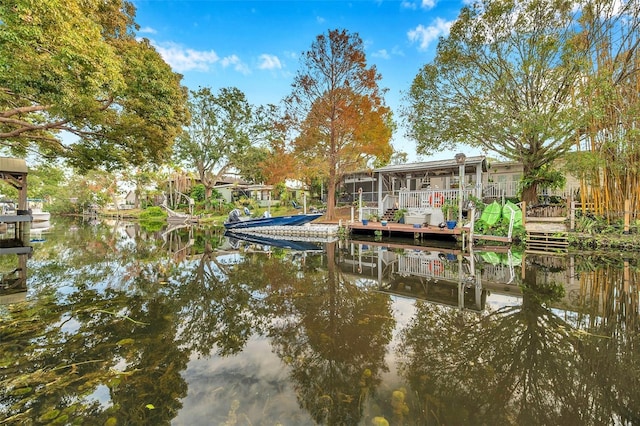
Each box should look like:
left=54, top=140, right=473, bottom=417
left=396, top=253, right=640, bottom=425
left=266, top=242, right=395, bottom=424
left=0, top=218, right=639, bottom=424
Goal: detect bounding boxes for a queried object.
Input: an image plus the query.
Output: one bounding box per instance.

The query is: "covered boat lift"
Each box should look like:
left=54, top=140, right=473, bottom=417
left=0, top=157, right=32, bottom=304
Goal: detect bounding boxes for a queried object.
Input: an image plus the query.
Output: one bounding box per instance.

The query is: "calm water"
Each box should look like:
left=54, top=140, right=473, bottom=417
left=1, top=217, right=638, bottom=425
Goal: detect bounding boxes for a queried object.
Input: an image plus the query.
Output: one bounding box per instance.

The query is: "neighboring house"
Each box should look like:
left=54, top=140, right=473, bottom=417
left=215, top=183, right=275, bottom=207
left=216, top=179, right=311, bottom=209
left=342, top=157, right=580, bottom=205
left=123, top=190, right=136, bottom=208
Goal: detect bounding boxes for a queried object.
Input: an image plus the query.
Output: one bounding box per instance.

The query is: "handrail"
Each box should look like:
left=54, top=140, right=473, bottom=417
left=501, top=203, right=518, bottom=242
left=381, top=194, right=397, bottom=215
left=398, top=189, right=474, bottom=211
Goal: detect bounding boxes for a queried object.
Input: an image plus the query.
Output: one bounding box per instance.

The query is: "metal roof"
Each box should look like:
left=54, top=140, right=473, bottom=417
left=0, top=157, right=27, bottom=174
left=374, top=155, right=487, bottom=174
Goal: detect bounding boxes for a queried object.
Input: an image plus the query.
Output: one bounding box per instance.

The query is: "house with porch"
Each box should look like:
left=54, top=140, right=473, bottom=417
left=215, top=178, right=311, bottom=209
left=341, top=155, right=486, bottom=226
left=341, top=155, right=580, bottom=226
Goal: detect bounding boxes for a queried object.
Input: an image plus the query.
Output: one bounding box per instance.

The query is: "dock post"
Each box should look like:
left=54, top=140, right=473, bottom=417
left=570, top=199, right=575, bottom=231
left=468, top=206, right=476, bottom=251
left=624, top=199, right=630, bottom=234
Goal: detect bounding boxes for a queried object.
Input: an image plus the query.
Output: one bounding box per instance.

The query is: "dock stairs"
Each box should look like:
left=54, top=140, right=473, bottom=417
left=525, top=219, right=569, bottom=252
left=382, top=208, right=398, bottom=222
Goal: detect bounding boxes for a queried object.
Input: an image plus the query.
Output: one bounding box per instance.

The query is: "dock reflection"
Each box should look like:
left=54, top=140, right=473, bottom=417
left=339, top=239, right=523, bottom=312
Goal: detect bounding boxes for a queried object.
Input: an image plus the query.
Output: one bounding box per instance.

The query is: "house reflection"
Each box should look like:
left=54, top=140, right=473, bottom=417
left=339, top=240, right=524, bottom=312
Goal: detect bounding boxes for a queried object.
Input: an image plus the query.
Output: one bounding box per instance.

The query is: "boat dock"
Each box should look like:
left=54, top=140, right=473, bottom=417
left=348, top=221, right=462, bottom=239
left=237, top=224, right=340, bottom=238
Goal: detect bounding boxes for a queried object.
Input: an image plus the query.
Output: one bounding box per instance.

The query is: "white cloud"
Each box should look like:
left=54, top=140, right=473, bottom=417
left=401, top=1, right=416, bottom=10
left=258, top=54, right=282, bottom=70
left=371, top=49, right=390, bottom=59
left=153, top=41, right=219, bottom=72
left=221, top=54, right=251, bottom=75
left=138, top=26, right=157, bottom=34
left=150, top=41, right=251, bottom=74
left=407, top=18, right=452, bottom=50
left=391, top=45, right=405, bottom=57
left=401, top=0, right=437, bottom=10
left=316, top=15, right=326, bottom=24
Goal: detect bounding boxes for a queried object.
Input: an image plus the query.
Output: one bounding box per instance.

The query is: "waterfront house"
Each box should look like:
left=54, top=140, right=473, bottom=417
left=340, top=155, right=580, bottom=225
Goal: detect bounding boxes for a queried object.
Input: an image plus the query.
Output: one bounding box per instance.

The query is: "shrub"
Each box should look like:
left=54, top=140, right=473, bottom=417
left=139, top=206, right=166, bottom=221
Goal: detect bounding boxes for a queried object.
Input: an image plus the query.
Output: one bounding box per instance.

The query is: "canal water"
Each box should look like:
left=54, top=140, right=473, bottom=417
left=0, top=217, right=638, bottom=425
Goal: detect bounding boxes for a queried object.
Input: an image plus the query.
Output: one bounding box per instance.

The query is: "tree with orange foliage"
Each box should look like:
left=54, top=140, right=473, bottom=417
left=258, top=140, right=297, bottom=186
left=284, top=29, right=394, bottom=220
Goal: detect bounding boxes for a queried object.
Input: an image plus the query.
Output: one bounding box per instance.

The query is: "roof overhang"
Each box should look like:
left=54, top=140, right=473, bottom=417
left=0, top=157, right=27, bottom=174
left=375, top=155, right=487, bottom=175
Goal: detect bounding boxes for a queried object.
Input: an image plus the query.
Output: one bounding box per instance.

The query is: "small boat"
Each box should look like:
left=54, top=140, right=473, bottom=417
left=31, top=209, right=51, bottom=222
left=0, top=200, right=16, bottom=216
left=28, top=199, right=51, bottom=222
left=224, top=209, right=322, bottom=230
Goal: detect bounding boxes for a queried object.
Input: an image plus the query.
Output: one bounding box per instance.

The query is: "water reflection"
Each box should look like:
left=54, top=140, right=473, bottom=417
left=0, top=218, right=638, bottom=424
left=340, top=241, right=525, bottom=312
left=0, top=220, right=31, bottom=305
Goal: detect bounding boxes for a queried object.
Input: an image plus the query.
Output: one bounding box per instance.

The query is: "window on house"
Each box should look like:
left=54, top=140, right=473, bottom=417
left=420, top=176, right=431, bottom=188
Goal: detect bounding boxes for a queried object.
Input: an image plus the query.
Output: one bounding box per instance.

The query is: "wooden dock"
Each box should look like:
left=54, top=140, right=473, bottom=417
left=346, top=210, right=572, bottom=252
left=348, top=221, right=461, bottom=239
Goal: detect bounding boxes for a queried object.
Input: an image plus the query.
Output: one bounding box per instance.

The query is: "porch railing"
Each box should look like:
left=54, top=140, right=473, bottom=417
left=398, top=189, right=474, bottom=211
left=483, top=182, right=522, bottom=199
left=483, top=182, right=580, bottom=200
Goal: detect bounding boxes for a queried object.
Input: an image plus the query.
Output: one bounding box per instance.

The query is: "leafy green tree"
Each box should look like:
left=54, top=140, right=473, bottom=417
left=236, top=145, right=269, bottom=184
left=252, top=104, right=301, bottom=188
left=74, top=170, right=120, bottom=209
left=403, top=0, right=589, bottom=204
left=121, top=166, right=159, bottom=209
left=27, top=163, right=66, bottom=202
left=0, top=0, right=188, bottom=171
left=285, top=29, right=394, bottom=220
left=390, top=151, right=409, bottom=165
left=173, top=87, right=253, bottom=205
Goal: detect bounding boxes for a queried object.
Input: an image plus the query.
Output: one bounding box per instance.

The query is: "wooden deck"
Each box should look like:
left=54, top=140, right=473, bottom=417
left=348, top=221, right=462, bottom=238
left=347, top=213, right=571, bottom=249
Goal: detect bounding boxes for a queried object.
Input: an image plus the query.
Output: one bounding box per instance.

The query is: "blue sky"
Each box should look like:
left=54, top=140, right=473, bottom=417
left=132, top=0, right=480, bottom=162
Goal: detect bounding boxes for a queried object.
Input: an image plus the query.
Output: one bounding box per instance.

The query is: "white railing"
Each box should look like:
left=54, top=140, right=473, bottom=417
left=483, top=182, right=522, bottom=199
left=483, top=182, right=581, bottom=200
left=398, top=189, right=474, bottom=211
left=381, top=194, right=398, bottom=215
left=360, top=206, right=377, bottom=221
